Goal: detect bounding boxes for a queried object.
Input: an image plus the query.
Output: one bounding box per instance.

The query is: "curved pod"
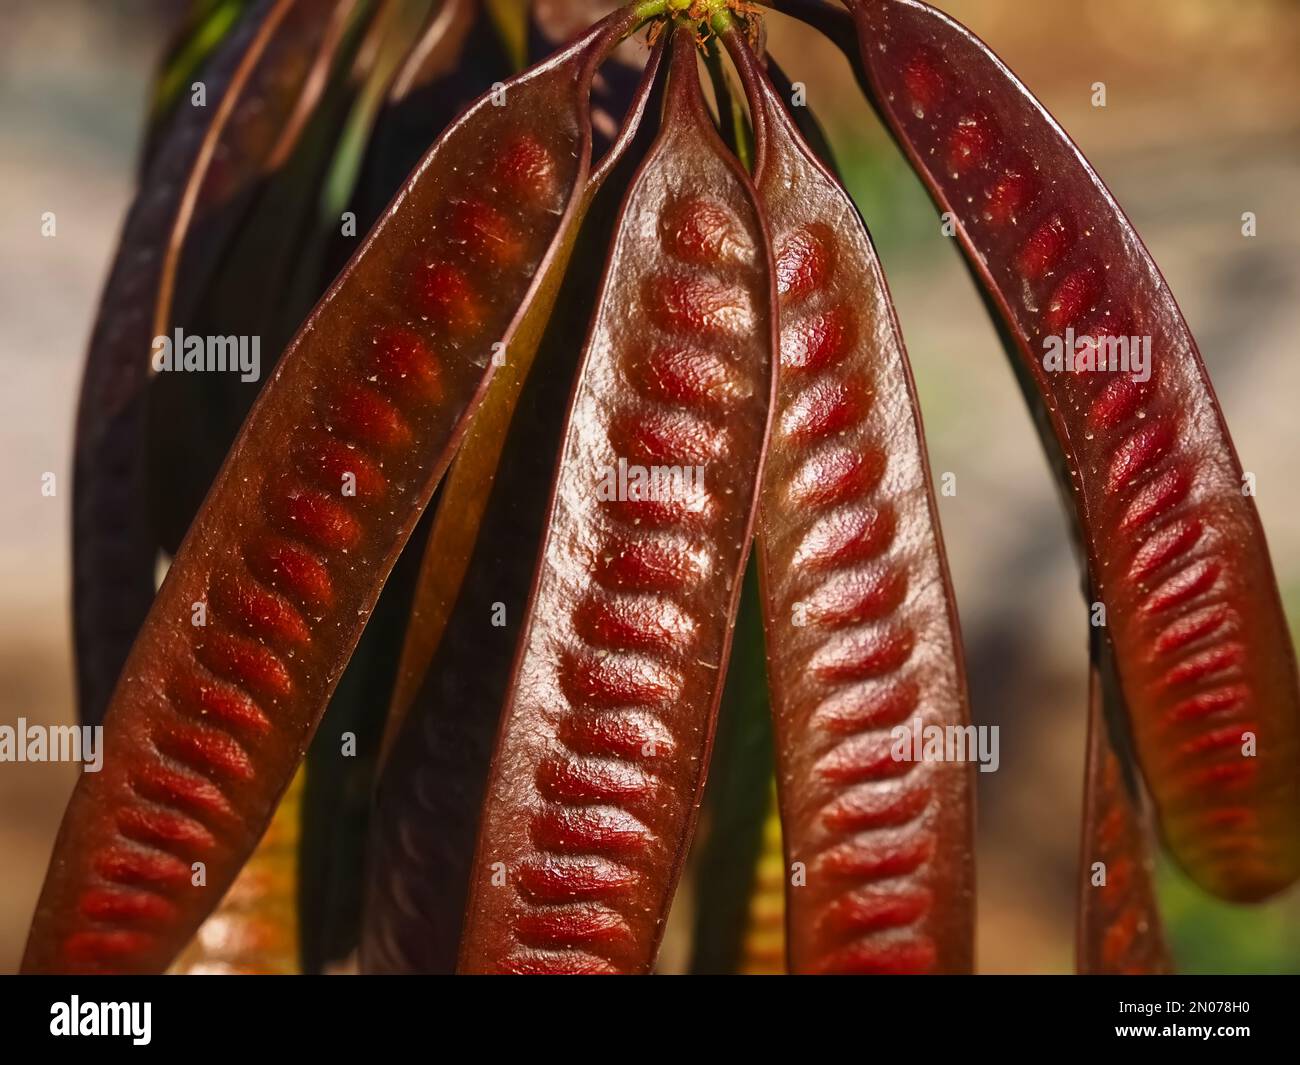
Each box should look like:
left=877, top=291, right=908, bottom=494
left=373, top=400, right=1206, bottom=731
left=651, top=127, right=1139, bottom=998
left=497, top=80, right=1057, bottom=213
left=841, top=0, right=1300, bottom=901
left=457, top=25, right=778, bottom=974
left=727, top=29, right=974, bottom=974
left=24, top=8, right=638, bottom=974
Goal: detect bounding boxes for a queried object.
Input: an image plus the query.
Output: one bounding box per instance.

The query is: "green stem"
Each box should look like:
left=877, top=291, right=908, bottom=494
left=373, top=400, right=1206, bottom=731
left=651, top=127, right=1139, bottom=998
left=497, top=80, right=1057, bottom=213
left=633, top=0, right=735, bottom=31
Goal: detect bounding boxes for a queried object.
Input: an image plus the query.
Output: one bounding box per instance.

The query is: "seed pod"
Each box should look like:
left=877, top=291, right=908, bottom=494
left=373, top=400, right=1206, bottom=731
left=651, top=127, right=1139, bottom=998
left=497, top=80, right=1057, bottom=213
left=1077, top=660, right=1171, bottom=975
left=23, top=7, right=640, bottom=974
left=838, top=0, right=1300, bottom=901
left=726, top=28, right=974, bottom=974
left=74, top=0, right=359, bottom=728
left=456, top=25, right=777, bottom=974
left=379, top=29, right=667, bottom=758
left=361, top=39, right=668, bottom=975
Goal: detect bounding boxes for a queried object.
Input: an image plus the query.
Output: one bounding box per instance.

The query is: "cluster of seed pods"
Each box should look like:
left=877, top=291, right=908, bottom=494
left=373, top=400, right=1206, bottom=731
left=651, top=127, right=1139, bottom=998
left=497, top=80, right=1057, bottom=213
left=25, top=7, right=640, bottom=973
left=29, top=0, right=1300, bottom=976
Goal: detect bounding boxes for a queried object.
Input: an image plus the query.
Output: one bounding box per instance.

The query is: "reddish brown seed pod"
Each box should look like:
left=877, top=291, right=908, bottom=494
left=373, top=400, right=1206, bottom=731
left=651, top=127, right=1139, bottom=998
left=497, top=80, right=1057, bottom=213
left=725, top=29, right=974, bottom=975
left=839, top=0, right=1300, bottom=901
left=359, top=37, right=669, bottom=977
left=379, top=36, right=669, bottom=759
left=1077, top=664, right=1171, bottom=975
left=23, top=7, right=641, bottom=975
left=456, top=25, right=777, bottom=975
left=74, top=0, right=359, bottom=728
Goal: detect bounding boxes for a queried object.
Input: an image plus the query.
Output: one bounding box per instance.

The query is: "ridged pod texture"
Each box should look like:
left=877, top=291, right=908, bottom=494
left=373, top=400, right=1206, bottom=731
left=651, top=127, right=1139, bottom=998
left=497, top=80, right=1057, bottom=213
left=729, top=33, right=973, bottom=974
left=378, top=30, right=666, bottom=758
left=845, top=0, right=1300, bottom=900
left=457, top=28, right=777, bottom=975
left=23, top=16, right=632, bottom=974
left=361, top=39, right=668, bottom=976
left=1077, top=668, right=1170, bottom=975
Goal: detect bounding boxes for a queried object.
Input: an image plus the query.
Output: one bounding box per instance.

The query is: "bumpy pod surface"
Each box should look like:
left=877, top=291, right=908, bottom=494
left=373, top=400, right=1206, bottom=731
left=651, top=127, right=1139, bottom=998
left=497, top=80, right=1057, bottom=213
left=361, top=34, right=668, bottom=976
left=728, top=29, right=973, bottom=974
left=24, top=9, right=637, bottom=974
left=379, top=28, right=666, bottom=757
left=457, top=26, right=777, bottom=974
left=838, top=0, right=1300, bottom=901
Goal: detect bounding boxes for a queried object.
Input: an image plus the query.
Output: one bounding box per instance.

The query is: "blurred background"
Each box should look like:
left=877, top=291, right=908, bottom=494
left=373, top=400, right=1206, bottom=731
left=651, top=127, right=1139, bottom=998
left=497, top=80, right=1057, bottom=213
left=2, top=0, right=1299, bottom=973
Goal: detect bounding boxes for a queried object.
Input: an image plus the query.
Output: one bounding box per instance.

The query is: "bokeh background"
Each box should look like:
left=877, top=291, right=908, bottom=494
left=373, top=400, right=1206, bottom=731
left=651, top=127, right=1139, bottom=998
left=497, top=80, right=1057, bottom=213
left=2, top=0, right=1299, bottom=973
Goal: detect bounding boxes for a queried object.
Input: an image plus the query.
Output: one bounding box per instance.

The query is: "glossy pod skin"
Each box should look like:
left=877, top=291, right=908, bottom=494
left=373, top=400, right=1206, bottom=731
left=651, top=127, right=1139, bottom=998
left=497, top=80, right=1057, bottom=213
left=74, top=0, right=351, bottom=728
left=23, top=9, right=638, bottom=974
left=833, top=0, right=1300, bottom=901
left=1077, top=662, right=1170, bottom=975
left=360, top=39, right=668, bottom=974
left=361, top=0, right=517, bottom=751
left=380, top=16, right=664, bottom=758
left=727, top=30, right=974, bottom=974
left=457, top=25, right=777, bottom=974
